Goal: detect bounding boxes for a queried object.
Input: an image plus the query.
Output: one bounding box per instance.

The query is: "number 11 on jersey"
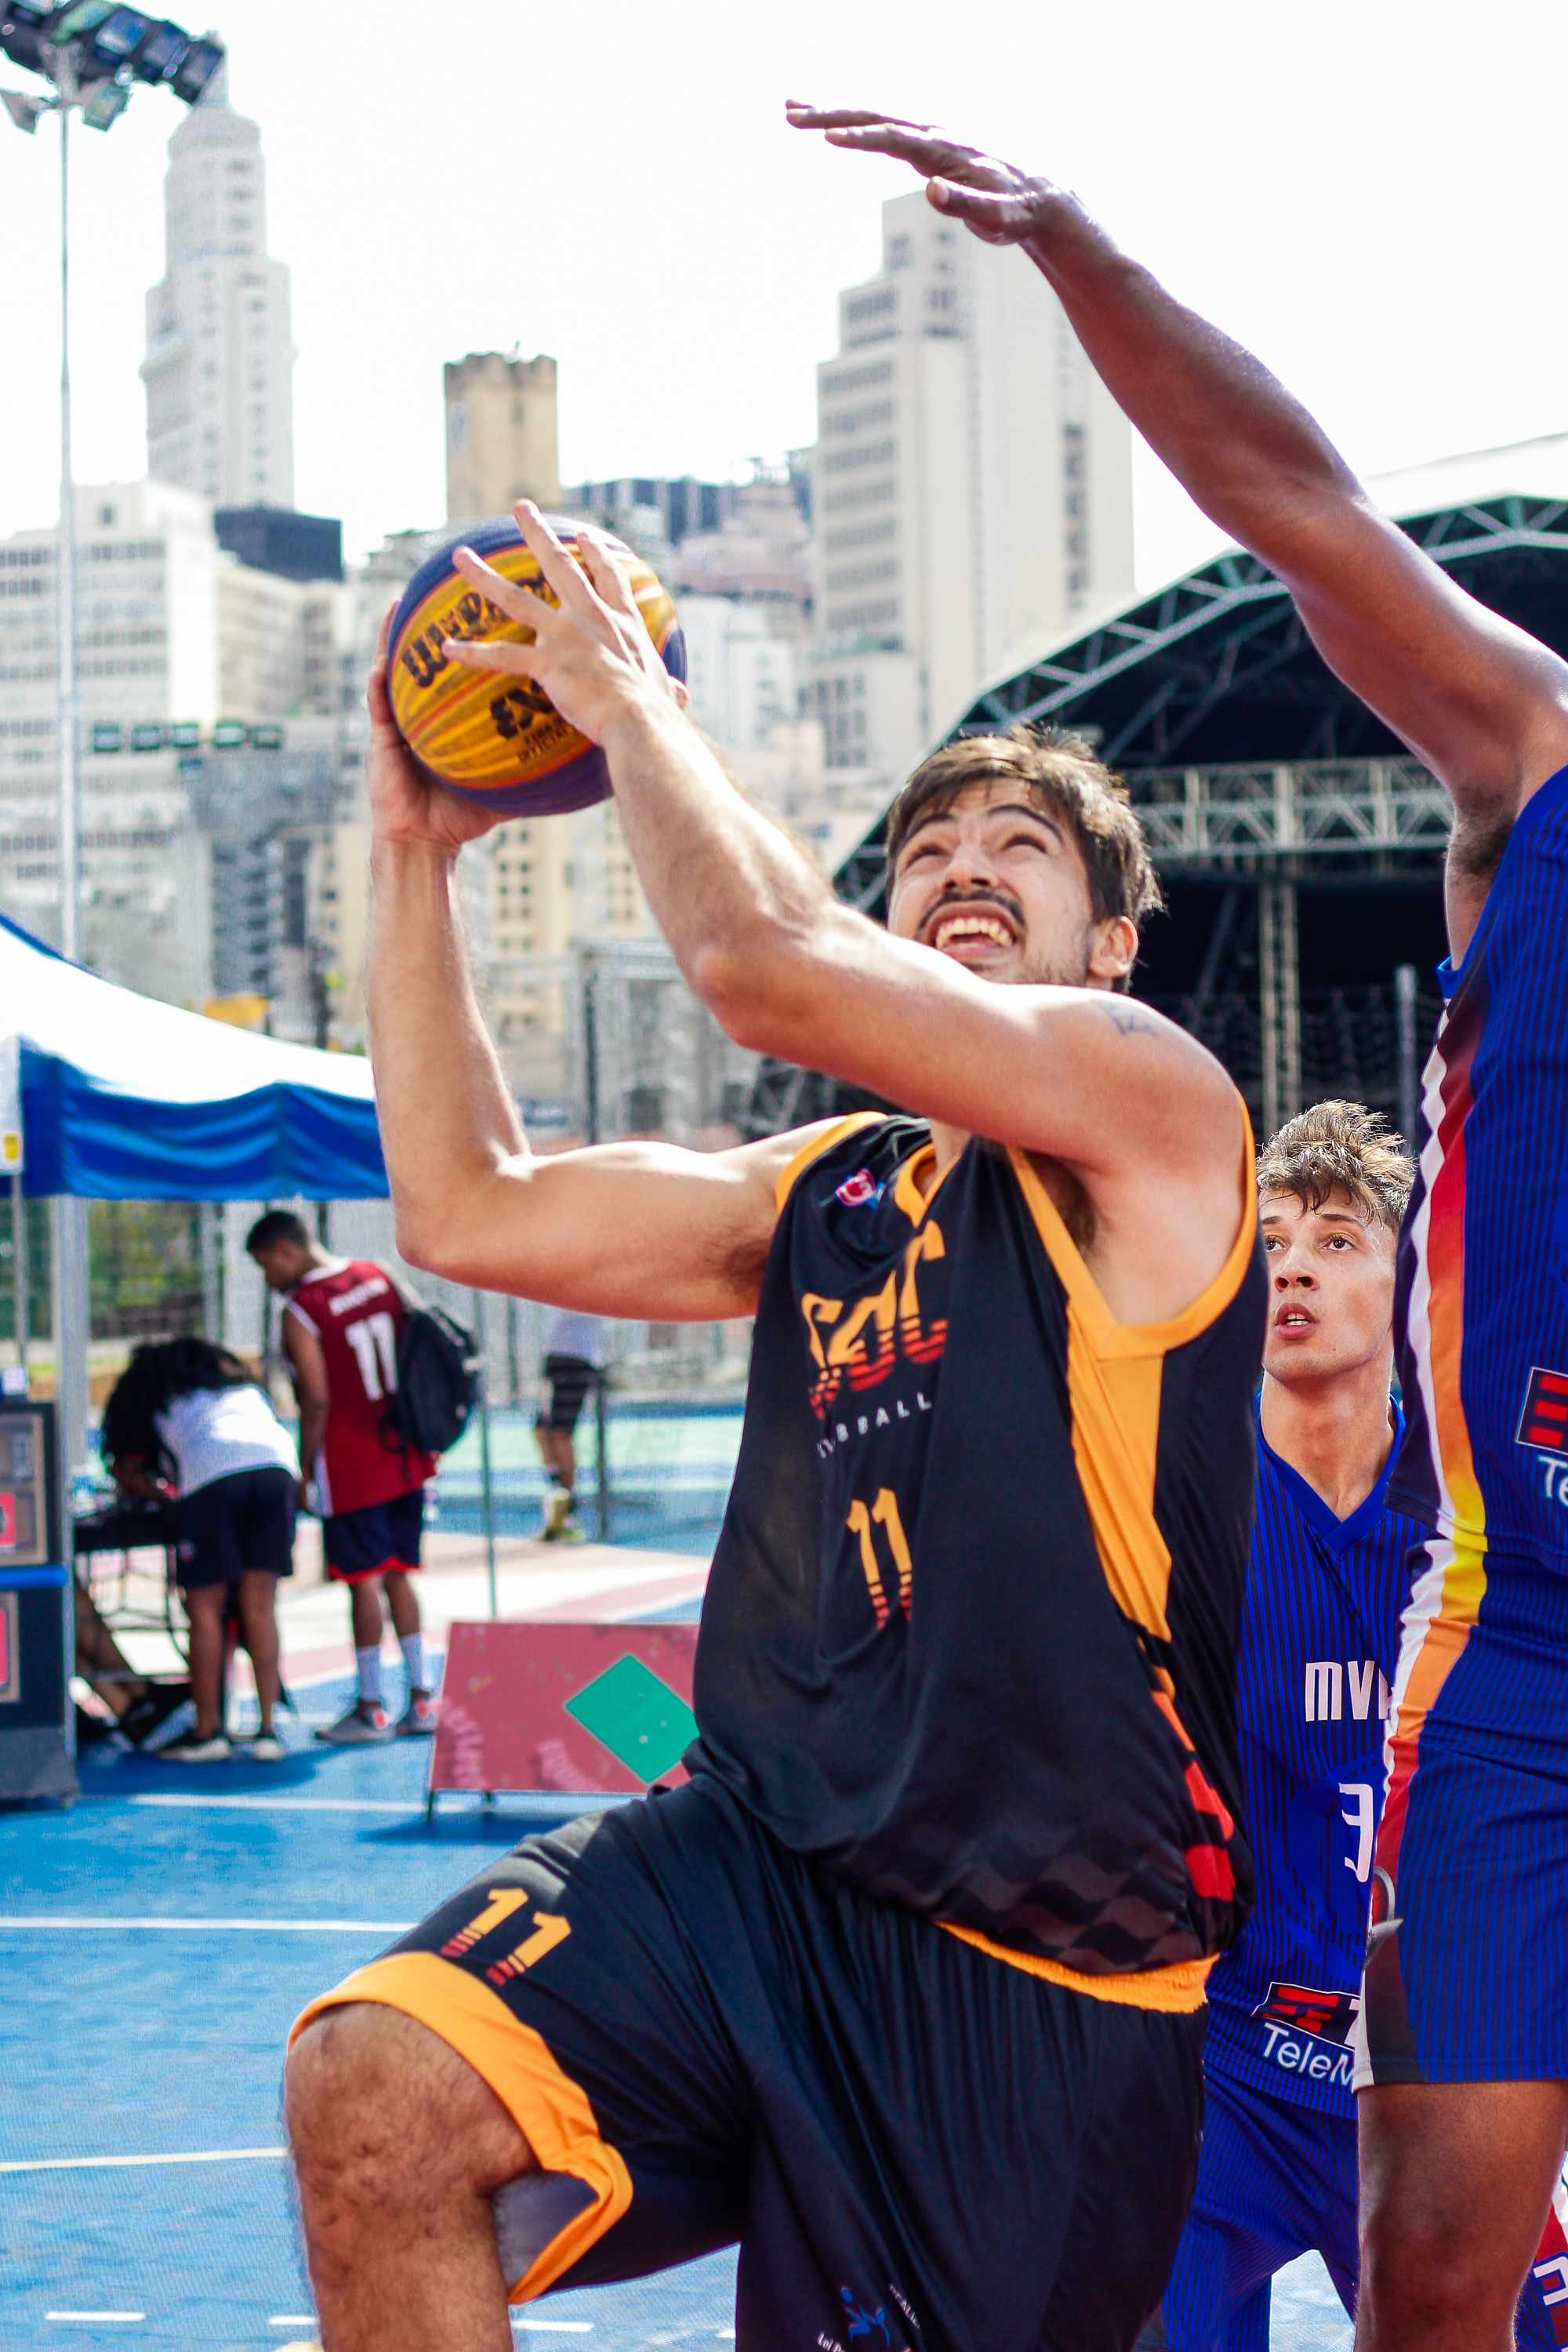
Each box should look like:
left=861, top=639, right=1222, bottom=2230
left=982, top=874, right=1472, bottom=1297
left=847, top=1489, right=913, bottom=1626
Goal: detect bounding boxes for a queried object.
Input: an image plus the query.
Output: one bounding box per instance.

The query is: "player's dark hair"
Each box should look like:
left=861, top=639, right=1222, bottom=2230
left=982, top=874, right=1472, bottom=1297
left=245, top=1208, right=310, bottom=1254
left=1257, top=1100, right=1413, bottom=1235
left=883, top=725, right=1163, bottom=989
left=100, top=1337, right=262, bottom=1473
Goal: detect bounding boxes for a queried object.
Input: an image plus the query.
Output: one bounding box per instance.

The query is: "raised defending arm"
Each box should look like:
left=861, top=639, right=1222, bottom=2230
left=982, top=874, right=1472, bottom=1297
left=786, top=106, right=1568, bottom=946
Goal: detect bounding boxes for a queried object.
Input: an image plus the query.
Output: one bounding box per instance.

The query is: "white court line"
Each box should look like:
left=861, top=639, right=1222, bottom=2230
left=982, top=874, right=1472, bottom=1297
left=2, top=2147, right=285, bottom=2176
left=513, top=2326, right=593, bottom=2336
left=45, top=2315, right=143, bottom=2325
left=130, top=1794, right=414, bottom=1814
left=0, top=1918, right=411, bottom=1933
left=268, top=2321, right=316, bottom=2330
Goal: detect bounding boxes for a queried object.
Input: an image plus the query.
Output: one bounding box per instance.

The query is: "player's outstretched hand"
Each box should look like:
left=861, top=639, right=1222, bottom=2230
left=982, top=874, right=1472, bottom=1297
left=445, top=503, right=690, bottom=749
left=784, top=103, right=1064, bottom=248
left=367, top=606, right=497, bottom=857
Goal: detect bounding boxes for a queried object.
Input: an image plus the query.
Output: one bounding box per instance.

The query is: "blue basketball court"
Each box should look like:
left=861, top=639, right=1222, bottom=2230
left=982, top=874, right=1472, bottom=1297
left=0, top=1686, right=1353, bottom=2350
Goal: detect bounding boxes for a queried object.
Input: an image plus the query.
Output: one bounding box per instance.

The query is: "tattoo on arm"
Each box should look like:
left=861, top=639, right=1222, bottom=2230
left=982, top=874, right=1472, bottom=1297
left=1100, top=1002, right=1159, bottom=1036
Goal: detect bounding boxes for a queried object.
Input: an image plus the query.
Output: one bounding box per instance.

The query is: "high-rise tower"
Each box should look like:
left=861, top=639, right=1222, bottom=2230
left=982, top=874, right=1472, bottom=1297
left=140, top=66, right=296, bottom=508
left=804, top=188, right=1135, bottom=772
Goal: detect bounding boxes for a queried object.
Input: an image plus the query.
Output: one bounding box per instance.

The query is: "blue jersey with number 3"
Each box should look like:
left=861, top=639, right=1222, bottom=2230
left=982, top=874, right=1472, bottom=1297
left=1203, top=1407, right=1424, bottom=2117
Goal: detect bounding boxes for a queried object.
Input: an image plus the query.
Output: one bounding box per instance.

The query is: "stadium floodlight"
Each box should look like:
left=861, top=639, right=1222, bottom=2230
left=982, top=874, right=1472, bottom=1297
left=130, top=18, right=187, bottom=80
left=48, top=1, right=115, bottom=42
left=78, top=66, right=126, bottom=124
left=82, top=6, right=154, bottom=64
left=166, top=28, right=218, bottom=99
left=0, top=83, right=50, bottom=127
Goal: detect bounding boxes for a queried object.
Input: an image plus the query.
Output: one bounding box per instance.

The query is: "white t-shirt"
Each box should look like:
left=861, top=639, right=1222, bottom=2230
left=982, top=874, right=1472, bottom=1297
left=152, top=1384, right=299, bottom=1498
left=544, top=1310, right=604, bottom=1368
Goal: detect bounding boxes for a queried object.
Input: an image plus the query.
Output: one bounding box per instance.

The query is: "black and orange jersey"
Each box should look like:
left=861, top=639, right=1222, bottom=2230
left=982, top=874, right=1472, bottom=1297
left=691, top=1109, right=1265, bottom=2003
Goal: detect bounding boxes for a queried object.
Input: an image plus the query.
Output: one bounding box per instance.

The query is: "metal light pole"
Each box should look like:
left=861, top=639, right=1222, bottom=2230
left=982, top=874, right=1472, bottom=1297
left=49, top=71, right=90, bottom=1528
left=3, top=9, right=228, bottom=1523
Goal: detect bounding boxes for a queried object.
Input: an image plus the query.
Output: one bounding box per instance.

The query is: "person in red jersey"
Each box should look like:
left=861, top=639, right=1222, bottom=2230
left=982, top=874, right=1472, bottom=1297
left=247, top=1211, right=437, bottom=1743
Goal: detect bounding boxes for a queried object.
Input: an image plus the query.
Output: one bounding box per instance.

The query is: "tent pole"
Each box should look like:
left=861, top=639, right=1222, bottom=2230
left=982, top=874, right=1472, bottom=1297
left=49, top=1195, right=89, bottom=1553
left=9, top=1172, right=27, bottom=1381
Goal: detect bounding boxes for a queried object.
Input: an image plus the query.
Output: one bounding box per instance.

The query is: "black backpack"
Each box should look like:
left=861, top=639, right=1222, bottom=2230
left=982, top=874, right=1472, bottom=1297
left=378, top=1275, right=481, bottom=1456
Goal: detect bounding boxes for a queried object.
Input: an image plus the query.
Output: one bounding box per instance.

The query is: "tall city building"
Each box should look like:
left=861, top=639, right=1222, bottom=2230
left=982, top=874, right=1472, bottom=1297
left=0, top=482, right=350, bottom=1014
left=808, top=188, right=1135, bottom=769
left=140, top=72, right=296, bottom=508
left=445, top=352, right=563, bottom=522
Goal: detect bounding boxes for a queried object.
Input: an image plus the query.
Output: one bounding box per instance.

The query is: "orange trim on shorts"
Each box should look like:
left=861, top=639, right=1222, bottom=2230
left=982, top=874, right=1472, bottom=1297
left=938, top=1923, right=1213, bottom=2013
left=290, top=1951, right=632, bottom=2301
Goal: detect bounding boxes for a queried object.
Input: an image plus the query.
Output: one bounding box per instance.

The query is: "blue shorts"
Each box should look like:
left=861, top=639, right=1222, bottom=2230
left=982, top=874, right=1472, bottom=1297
left=322, top=1489, right=423, bottom=1585
left=1145, top=2067, right=1359, bottom=2352
left=1142, top=2067, right=1561, bottom=2352
left=1359, top=1552, right=1568, bottom=2086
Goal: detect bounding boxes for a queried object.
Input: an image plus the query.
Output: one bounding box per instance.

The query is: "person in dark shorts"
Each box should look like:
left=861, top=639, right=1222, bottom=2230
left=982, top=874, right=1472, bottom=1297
left=533, top=1310, right=603, bottom=1540
left=100, top=1337, right=297, bottom=1762
left=283, top=491, right=1263, bottom=2351
left=247, top=1214, right=438, bottom=1745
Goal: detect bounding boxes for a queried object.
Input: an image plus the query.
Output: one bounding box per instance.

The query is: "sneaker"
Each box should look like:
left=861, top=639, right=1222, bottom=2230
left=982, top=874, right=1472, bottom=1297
left=394, top=1689, right=437, bottom=1738
left=118, top=1682, right=191, bottom=1750
left=539, top=1485, right=574, bottom=1541
left=247, top=1733, right=287, bottom=1762
left=159, top=1727, right=233, bottom=1763
left=314, top=1700, right=391, bottom=1746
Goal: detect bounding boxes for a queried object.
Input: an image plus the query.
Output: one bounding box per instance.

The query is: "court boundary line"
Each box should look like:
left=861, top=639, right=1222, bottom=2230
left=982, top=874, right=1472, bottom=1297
left=5, top=2147, right=286, bottom=2175
left=0, top=1918, right=412, bottom=1933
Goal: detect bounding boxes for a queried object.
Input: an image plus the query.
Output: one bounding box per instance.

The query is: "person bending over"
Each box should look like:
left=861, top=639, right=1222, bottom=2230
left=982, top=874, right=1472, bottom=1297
left=101, top=1336, right=296, bottom=1762
left=283, top=499, right=1263, bottom=2352
left=533, top=1307, right=603, bottom=1541
left=246, top=1213, right=436, bottom=1744
left=786, top=100, right=1568, bottom=2352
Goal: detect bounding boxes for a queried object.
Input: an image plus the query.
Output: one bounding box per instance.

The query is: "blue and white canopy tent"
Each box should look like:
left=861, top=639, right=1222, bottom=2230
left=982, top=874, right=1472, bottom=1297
left=0, top=914, right=507, bottom=1620
left=0, top=909, right=388, bottom=1538
left=0, top=912, right=385, bottom=1201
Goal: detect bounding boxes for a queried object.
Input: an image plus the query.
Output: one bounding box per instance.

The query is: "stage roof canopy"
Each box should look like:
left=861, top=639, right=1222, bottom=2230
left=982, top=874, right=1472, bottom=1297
left=833, top=492, right=1568, bottom=913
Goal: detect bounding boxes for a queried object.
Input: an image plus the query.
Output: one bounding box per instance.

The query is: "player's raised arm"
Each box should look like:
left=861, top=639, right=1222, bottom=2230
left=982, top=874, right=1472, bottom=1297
left=442, top=509, right=1243, bottom=1324
left=362, top=622, right=818, bottom=1318
left=786, top=106, right=1568, bottom=939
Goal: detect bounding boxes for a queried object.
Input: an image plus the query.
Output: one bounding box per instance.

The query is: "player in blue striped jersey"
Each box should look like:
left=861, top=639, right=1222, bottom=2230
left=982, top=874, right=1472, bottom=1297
left=1143, top=1105, right=1559, bottom=2352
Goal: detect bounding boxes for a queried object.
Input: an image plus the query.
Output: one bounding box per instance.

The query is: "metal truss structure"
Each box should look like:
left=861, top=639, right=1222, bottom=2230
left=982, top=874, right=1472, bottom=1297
left=747, top=496, right=1568, bottom=1138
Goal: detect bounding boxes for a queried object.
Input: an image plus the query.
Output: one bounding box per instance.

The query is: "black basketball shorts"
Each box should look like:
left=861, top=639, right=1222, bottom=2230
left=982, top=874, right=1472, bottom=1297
left=175, top=1465, right=296, bottom=1589
left=321, top=1488, right=423, bottom=1584
left=538, top=1353, right=597, bottom=1436
left=292, top=1777, right=1205, bottom=2351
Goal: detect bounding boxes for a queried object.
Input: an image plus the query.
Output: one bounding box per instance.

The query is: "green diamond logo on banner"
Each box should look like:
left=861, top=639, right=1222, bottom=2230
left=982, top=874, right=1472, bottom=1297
left=563, top=1654, right=698, bottom=1784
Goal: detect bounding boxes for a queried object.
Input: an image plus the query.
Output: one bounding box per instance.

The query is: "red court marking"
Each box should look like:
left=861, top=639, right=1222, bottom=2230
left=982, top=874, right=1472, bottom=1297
left=428, top=1620, right=699, bottom=1797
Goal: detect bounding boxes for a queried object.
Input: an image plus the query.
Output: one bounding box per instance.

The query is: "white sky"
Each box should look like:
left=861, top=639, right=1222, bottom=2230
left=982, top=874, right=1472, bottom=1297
left=1, top=0, right=1564, bottom=586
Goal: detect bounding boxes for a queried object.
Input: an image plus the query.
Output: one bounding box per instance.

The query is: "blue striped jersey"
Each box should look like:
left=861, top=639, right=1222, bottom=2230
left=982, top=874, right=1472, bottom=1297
left=1203, top=1403, right=1425, bottom=2116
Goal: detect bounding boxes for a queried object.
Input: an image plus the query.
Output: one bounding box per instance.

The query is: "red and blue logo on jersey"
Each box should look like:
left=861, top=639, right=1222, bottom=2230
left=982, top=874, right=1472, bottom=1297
left=1516, top=1364, right=1568, bottom=1454
left=1251, top=1980, right=1361, bottom=2047
left=836, top=1169, right=884, bottom=1208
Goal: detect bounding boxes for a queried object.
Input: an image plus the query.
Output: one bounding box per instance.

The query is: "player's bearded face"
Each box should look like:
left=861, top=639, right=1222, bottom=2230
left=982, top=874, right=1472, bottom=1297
left=889, top=782, right=1099, bottom=986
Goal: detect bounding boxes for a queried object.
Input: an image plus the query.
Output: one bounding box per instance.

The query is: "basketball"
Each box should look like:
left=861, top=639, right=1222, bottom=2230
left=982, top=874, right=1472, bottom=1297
left=386, top=516, right=687, bottom=815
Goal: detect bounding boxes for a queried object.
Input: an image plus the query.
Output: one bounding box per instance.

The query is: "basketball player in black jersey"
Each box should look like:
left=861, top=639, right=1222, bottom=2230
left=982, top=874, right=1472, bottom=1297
left=283, top=507, right=1265, bottom=2351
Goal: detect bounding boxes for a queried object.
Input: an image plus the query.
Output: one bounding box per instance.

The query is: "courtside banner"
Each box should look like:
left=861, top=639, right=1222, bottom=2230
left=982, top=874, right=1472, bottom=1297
left=428, top=1621, right=699, bottom=1801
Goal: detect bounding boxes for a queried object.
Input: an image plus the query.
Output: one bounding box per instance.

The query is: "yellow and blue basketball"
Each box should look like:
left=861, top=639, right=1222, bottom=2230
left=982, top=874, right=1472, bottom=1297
left=386, top=516, right=686, bottom=816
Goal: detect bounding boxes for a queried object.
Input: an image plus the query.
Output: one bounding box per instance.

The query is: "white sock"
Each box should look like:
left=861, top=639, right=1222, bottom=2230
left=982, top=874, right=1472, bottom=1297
left=356, top=1646, right=383, bottom=1707
left=400, top=1632, right=425, bottom=1694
